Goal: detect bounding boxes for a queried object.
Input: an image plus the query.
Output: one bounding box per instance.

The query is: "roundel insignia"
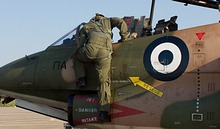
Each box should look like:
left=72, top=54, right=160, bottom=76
left=143, top=36, right=189, bottom=81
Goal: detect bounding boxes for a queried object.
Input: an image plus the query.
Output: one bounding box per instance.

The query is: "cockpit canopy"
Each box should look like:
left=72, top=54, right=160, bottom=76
left=50, top=23, right=85, bottom=47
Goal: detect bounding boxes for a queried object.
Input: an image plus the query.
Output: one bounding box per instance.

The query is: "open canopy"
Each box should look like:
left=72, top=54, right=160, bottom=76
left=173, top=0, right=220, bottom=10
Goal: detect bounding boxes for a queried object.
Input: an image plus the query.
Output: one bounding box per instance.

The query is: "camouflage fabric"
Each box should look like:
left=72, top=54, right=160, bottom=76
left=98, top=17, right=129, bottom=41
left=74, top=15, right=129, bottom=112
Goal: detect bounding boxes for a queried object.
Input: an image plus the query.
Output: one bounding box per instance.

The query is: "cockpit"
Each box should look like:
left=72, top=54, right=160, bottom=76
left=49, top=15, right=178, bottom=48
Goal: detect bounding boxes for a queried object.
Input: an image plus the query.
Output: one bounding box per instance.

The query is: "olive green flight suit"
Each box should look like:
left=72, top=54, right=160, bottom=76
left=74, top=16, right=129, bottom=112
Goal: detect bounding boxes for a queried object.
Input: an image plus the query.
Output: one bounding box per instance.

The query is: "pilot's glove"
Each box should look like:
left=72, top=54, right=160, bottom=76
left=129, top=32, right=138, bottom=39
left=118, top=32, right=138, bottom=42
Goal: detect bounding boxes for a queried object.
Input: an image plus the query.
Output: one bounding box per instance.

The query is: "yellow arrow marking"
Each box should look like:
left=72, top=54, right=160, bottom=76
left=129, top=77, right=164, bottom=97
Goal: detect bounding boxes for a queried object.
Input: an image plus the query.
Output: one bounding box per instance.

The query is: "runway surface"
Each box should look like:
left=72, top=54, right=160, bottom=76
left=0, top=107, right=65, bottom=129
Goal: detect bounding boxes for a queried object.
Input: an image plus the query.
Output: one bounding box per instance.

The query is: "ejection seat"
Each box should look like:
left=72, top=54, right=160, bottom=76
left=154, top=16, right=178, bottom=35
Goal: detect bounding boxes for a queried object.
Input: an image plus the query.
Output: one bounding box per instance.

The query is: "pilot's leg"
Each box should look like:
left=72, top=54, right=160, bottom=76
left=74, top=47, right=91, bottom=88
left=99, top=81, right=111, bottom=111
left=96, top=54, right=111, bottom=122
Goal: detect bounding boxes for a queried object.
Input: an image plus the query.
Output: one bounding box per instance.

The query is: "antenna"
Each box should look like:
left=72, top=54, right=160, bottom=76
left=149, top=0, right=156, bottom=27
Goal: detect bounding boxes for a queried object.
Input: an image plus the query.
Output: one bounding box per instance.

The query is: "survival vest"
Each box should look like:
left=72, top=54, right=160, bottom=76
left=87, top=19, right=112, bottom=51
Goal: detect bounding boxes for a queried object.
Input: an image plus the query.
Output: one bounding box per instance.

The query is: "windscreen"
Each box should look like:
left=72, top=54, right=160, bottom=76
left=50, top=23, right=85, bottom=47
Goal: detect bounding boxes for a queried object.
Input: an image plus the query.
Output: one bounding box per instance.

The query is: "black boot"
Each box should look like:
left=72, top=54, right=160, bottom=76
left=99, top=111, right=111, bottom=122
left=76, top=77, right=86, bottom=88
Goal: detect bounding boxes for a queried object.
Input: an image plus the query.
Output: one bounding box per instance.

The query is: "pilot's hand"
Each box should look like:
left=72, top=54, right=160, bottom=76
left=118, top=32, right=138, bottom=42
left=130, top=32, right=138, bottom=39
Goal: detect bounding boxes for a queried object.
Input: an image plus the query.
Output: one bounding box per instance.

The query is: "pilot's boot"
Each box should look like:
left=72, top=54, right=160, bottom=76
left=76, top=77, right=86, bottom=88
left=99, top=111, right=111, bottom=122
left=99, top=82, right=111, bottom=122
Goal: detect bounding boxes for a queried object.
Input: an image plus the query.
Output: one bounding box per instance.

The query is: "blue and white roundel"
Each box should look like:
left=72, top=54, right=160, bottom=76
left=143, top=36, right=189, bottom=81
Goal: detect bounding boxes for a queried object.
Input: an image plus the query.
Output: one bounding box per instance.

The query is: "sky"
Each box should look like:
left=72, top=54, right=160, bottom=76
left=0, top=0, right=219, bottom=67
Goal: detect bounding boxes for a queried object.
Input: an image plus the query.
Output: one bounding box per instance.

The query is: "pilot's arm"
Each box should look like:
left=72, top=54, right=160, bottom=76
left=110, top=17, right=129, bottom=41
left=78, top=28, right=85, bottom=48
left=78, top=22, right=97, bottom=47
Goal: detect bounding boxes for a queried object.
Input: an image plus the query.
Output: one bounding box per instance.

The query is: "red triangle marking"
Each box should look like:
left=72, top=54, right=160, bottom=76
left=196, top=32, right=205, bottom=40
left=110, top=104, right=145, bottom=119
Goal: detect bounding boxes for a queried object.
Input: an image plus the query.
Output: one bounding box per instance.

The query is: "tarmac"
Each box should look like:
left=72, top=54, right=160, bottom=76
left=0, top=107, right=66, bottom=129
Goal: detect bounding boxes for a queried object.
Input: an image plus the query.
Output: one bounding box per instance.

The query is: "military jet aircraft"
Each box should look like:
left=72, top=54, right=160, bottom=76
left=1, top=0, right=220, bottom=129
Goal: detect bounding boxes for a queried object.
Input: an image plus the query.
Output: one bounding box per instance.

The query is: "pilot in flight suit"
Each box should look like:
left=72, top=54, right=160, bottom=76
left=74, top=13, right=129, bottom=121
